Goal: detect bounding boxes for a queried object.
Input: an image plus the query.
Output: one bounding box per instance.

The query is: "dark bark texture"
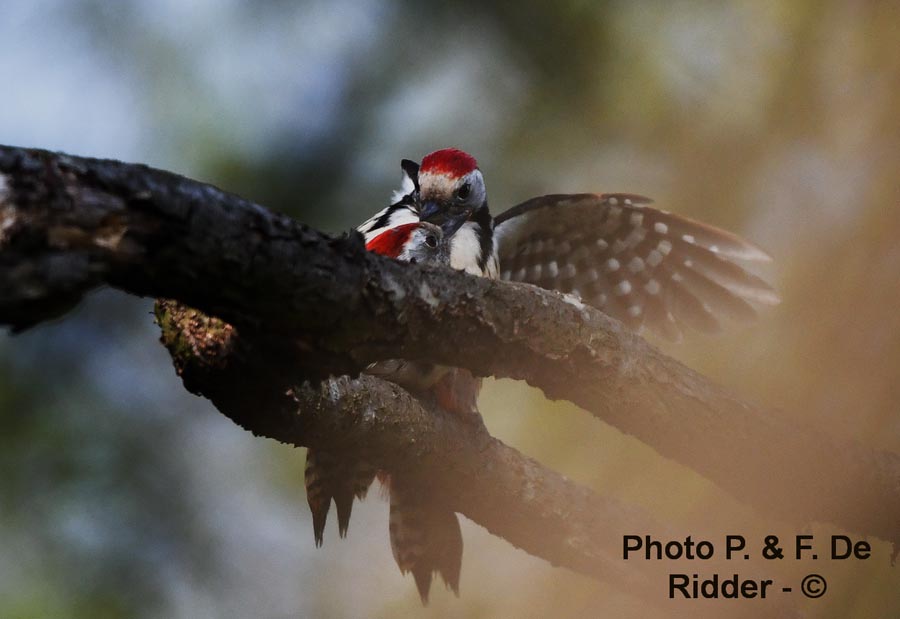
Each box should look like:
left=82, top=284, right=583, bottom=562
left=0, top=145, right=895, bottom=611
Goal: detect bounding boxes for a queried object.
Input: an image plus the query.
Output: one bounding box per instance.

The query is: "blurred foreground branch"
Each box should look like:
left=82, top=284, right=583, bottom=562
left=0, top=146, right=896, bottom=587
left=154, top=301, right=675, bottom=597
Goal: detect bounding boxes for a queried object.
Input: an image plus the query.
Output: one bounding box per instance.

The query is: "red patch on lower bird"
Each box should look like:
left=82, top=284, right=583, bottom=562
left=365, top=222, right=419, bottom=258
left=420, top=148, right=477, bottom=178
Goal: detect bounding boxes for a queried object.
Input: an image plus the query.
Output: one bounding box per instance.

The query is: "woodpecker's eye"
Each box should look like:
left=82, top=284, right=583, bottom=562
left=424, top=234, right=438, bottom=248
left=457, top=182, right=471, bottom=201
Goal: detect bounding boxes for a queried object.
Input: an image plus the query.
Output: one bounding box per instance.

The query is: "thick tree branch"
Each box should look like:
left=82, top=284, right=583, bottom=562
left=1, top=145, right=897, bottom=557
left=154, top=303, right=670, bottom=589
left=155, top=302, right=799, bottom=618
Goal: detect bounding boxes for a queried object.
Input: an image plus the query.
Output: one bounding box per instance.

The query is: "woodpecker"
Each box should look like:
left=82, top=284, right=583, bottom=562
left=366, top=148, right=779, bottom=340
left=305, top=221, right=464, bottom=602
left=305, top=221, right=450, bottom=546
left=314, top=149, right=779, bottom=602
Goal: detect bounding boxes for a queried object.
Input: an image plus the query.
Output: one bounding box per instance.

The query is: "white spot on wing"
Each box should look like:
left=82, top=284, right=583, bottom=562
left=682, top=234, right=696, bottom=244
left=654, top=222, right=668, bottom=234
left=605, top=258, right=620, bottom=272
left=624, top=226, right=647, bottom=246
left=628, top=257, right=645, bottom=273
left=658, top=240, right=673, bottom=255
left=646, top=249, right=663, bottom=267
left=561, top=263, right=576, bottom=278
left=596, top=239, right=609, bottom=251
left=627, top=305, right=642, bottom=317
left=644, top=279, right=661, bottom=295
left=630, top=212, right=644, bottom=227
left=547, top=260, right=559, bottom=278
left=615, top=280, right=632, bottom=296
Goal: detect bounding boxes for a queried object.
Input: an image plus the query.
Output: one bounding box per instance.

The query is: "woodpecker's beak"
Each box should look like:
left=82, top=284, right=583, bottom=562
left=420, top=201, right=472, bottom=237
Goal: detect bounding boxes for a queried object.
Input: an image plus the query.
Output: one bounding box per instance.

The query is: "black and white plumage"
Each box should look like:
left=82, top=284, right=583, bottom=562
left=304, top=220, right=464, bottom=601
left=305, top=448, right=377, bottom=547
left=357, top=160, right=420, bottom=244
left=493, top=192, right=778, bottom=340
left=308, top=148, right=778, bottom=599
left=405, top=148, right=778, bottom=340
left=305, top=221, right=452, bottom=547
left=385, top=474, right=462, bottom=604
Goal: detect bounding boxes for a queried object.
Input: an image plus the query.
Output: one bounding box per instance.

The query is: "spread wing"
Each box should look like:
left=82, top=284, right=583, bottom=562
left=494, top=193, right=778, bottom=340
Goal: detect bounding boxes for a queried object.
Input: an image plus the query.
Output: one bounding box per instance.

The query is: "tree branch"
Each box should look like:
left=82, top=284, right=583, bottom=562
left=154, top=302, right=671, bottom=589
left=154, top=302, right=800, bottom=618
left=0, top=145, right=896, bottom=570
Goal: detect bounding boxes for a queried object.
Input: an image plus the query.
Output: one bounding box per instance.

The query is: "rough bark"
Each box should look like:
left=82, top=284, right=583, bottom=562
left=154, top=302, right=667, bottom=585
left=0, top=145, right=897, bottom=565
left=154, top=302, right=799, bottom=618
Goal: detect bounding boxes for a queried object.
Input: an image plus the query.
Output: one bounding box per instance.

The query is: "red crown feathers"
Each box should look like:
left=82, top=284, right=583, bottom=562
left=419, top=148, right=477, bottom=178
left=365, top=222, right=421, bottom=258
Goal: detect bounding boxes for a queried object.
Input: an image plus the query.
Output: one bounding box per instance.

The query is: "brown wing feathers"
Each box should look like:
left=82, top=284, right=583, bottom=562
left=495, top=193, right=778, bottom=339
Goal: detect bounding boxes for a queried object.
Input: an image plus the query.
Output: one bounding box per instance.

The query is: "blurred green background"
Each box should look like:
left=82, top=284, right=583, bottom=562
left=1, top=1, right=898, bottom=617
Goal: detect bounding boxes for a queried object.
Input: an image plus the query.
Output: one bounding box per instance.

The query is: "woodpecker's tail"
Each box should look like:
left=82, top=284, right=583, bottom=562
left=385, top=474, right=463, bottom=604
left=304, top=448, right=377, bottom=546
